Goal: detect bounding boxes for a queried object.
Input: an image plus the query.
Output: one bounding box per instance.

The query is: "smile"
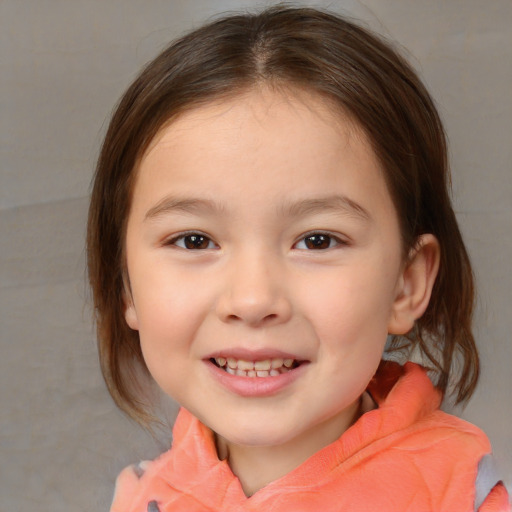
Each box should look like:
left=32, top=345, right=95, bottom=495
left=211, top=357, right=299, bottom=377
left=206, top=354, right=308, bottom=397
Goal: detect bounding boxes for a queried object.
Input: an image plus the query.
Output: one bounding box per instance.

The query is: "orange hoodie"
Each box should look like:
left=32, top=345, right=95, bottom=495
left=111, top=362, right=510, bottom=511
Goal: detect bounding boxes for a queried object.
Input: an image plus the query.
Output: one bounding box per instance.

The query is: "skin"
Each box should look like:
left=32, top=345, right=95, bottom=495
left=124, top=87, right=439, bottom=496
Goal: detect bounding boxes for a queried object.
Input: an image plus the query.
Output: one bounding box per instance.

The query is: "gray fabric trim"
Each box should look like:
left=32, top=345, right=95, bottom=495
left=474, top=453, right=500, bottom=510
left=147, top=500, right=160, bottom=512
left=132, top=462, right=146, bottom=478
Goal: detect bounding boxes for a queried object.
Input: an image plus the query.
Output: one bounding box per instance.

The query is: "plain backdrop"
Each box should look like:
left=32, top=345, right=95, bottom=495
left=1, top=1, right=511, bottom=509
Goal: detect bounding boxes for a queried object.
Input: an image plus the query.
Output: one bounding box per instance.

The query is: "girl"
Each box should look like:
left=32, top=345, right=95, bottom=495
left=87, top=6, right=510, bottom=511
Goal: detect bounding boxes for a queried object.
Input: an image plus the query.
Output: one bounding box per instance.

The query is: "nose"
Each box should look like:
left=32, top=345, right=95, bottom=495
left=215, top=250, right=292, bottom=327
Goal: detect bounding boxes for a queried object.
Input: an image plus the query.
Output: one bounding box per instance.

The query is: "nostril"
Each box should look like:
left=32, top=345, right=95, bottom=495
left=216, top=290, right=292, bottom=326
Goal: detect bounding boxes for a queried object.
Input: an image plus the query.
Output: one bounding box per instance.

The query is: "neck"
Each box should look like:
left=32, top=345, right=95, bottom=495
left=215, top=398, right=363, bottom=497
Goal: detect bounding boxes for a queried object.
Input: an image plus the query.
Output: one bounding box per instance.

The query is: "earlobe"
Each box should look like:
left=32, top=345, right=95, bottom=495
left=125, top=301, right=139, bottom=330
left=123, top=270, right=139, bottom=330
left=388, top=234, right=440, bottom=335
left=124, top=292, right=139, bottom=330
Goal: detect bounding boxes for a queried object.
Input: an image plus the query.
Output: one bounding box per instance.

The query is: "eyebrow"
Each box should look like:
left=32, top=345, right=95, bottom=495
left=144, top=194, right=370, bottom=222
left=278, top=195, right=371, bottom=222
left=144, top=196, right=224, bottom=221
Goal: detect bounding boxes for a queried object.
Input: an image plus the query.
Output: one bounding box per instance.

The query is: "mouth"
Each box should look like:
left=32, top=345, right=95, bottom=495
left=210, top=356, right=302, bottom=377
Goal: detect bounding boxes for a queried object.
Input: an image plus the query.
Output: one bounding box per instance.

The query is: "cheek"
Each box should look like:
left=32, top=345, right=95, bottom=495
left=134, top=285, right=201, bottom=400
left=129, top=252, right=205, bottom=323
left=135, top=284, right=203, bottom=345
left=299, top=263, right=398, bottom=341
left=128, top=266, right=212, bottom=377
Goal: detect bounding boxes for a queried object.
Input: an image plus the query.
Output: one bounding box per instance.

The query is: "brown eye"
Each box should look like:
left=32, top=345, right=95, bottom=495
left=172, top=233, right=216, bottom=250
left=304, top=234, right=331, bottom=249
left=294, top=233, right=342, bottom=250
left=184, top=235, right=210, bottom=249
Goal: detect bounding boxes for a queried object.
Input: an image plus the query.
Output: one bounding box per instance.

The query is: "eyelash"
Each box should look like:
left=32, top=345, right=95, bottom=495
left=165, top=232, right=218, bottom=250
left=165, top=231, right=346, bottom=251
left=293, top=232, right=346, bottom=251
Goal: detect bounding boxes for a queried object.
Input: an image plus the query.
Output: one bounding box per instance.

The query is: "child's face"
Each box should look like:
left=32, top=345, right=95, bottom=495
left=124, top=88, right=406, bottom=450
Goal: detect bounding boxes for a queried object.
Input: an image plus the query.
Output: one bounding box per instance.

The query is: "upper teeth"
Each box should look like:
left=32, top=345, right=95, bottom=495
left=215, top=357, right=295, bottom=372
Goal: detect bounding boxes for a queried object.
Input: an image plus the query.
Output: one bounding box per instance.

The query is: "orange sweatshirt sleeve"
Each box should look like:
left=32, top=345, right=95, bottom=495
left=110, top=465, right=139, bottom=512
left=478, top=483, right=511, bottom=512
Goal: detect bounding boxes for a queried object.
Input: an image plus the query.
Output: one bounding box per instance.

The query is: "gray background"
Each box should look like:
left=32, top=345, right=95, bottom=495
left=1, top=0, right=511, bottom=510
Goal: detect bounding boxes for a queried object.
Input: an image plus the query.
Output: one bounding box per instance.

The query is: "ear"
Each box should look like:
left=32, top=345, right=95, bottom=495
left=123, top=279, right=139, bottom=330
left=388, top=234, right=440, bottom=335
left=124, top=297, right=139, bottom=330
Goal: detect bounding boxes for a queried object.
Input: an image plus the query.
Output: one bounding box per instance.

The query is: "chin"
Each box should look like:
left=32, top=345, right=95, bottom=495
left=216, top=420, right=298, bottom=448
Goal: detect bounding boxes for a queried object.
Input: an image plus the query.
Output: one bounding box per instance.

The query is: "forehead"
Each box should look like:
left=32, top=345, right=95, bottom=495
left=132, top=87, right=396, bottom=223
left=142, top=86, right=357, bottom=162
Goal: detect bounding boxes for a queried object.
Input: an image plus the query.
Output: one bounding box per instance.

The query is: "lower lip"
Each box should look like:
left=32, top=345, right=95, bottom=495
left=205, top=360, right=308, bottom=397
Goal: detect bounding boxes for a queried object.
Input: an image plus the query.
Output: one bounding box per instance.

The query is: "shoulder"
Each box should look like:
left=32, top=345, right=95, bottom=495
left=406, top=407, right=492, bottom=452
left=375, top=362, right=493, bottom=477
left=109, top=409, right=224, bottom=512
left=367, top=361, right=492, bottom=453
left=360, top=362, right=509, bottom=509
left=110, top=452, right=174, bottom=512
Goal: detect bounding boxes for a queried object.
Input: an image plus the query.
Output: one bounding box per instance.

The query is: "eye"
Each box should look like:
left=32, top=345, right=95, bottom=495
left=294, top=233, right=343, bottom=250
left=168, top=233, right=217, bottom=250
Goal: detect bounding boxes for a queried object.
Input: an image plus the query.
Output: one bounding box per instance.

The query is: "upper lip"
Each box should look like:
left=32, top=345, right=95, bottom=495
left=204, top=347, right=307, bottom=362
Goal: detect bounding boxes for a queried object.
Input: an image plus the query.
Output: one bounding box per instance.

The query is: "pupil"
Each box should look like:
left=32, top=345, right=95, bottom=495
left=306, top=234, right=330, bottom=249
left=185, top=235, right=208, bottom=249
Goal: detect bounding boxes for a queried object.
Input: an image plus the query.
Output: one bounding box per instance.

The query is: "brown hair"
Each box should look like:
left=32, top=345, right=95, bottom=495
left=87, top=6, right=478, bottom=424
